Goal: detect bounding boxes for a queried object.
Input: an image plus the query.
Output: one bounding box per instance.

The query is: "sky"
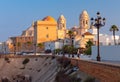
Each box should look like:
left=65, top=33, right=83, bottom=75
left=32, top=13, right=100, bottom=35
left=0, top=0, right=120, bottom=42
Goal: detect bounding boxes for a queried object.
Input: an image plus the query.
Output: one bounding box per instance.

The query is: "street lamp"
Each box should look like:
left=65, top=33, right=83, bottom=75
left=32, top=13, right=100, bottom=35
left=34, top=43, right=36, bottom=55
left=13, top=43, right=16, bottom=55
left=58, top=39, right=64, bottom=56
left=91, top=12, right=106, bottom=61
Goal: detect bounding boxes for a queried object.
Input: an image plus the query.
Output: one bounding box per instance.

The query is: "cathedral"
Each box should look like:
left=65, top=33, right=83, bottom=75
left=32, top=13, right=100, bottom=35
left=73, top=10, right=94, bottom=48
left=57, top=10, right=94, bottom=48
left=7, top=10, right=94, bottom=53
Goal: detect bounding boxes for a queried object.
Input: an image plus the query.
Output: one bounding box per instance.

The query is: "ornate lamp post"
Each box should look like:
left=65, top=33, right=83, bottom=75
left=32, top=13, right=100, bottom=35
left=58, top=39, right=64, bottom=56
left=34, top=43, right=36, bottom=55
left=13, top=43, right=16, bottom=55
left=91, top=12, right=106, bottom=61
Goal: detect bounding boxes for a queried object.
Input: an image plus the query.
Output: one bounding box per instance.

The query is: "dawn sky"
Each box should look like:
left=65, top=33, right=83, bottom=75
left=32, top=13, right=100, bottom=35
left=0, top=0, right=120, bottom=42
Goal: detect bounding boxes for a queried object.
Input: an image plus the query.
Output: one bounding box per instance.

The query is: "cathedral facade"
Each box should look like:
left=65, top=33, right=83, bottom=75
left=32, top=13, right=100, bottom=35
left=73, top=10, right=94, bottom=48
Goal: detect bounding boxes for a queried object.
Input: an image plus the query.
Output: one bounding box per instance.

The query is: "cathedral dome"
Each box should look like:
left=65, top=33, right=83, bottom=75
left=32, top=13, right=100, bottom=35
left=42, top=16, right=56, bottom=22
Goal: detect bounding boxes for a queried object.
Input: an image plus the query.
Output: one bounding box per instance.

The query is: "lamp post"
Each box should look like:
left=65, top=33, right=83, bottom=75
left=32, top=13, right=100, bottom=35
left=91, top=12, right=106, bottom=61
left=34, top=43, right=36, bottom=55
left=13, top=43, right=16, bottom=55
left=59, top=39, right=64, bottom=56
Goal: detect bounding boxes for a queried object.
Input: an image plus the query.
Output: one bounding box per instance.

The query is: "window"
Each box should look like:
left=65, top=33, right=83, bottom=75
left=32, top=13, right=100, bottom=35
left=86, top=20, right=88, bottom=24
left=46, top=34, right=49, bottom=38
left=83, top=21, right=85, bottom=26
left=63, top=24, right=64, bottom=28
left=46, top=27, right=48, bottom=29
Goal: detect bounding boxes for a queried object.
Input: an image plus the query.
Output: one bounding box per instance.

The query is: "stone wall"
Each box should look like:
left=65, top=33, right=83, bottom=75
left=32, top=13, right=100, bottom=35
left=71, top=59, right=120, bottom=82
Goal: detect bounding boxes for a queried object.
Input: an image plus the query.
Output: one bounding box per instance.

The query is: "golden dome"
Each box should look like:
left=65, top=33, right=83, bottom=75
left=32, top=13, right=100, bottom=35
left=42, top=16, right=56, bottom=22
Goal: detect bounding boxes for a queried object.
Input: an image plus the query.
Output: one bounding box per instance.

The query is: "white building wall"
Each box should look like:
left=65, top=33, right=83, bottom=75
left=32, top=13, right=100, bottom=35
left=94, top=34, right=120, bottom=46
left=0, top=43, right=3, bottom=53
left=44, top=41, right=63, bottom=51
left=0, top=42, right=9, bottom=54
left=92, top=45, right=120, bottom=61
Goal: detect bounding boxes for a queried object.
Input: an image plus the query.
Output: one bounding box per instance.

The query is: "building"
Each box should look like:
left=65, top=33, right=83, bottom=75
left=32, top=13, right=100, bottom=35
left=57, top=15, right=67, bottom=39
left=10, top=36, right=34, bottom=53
left=34, top=16, right=57, bottom=44
left=73, top=10, right=94, bottom=48
left=21, top=24, right=34, bottom=36
left=91, top=26, right=120, bottom=45
left=7, top=24, right=34, bottom=53
left=0, top=42, right=9, bottom=54
left=44, top=41, right=59, bottom=52
left=79, top=10, right=90, bottom=35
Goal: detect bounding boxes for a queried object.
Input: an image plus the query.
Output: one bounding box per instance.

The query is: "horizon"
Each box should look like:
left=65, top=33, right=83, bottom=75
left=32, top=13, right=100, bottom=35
left=0, top=0, right=120, bottom=42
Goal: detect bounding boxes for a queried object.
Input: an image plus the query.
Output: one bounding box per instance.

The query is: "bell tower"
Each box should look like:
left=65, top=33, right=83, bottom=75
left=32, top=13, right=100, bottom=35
left=57, top=15, right=66, bottom=30
left=57, top=15, right=66, bottom=39
left=79, top=10, right=89, bottom=35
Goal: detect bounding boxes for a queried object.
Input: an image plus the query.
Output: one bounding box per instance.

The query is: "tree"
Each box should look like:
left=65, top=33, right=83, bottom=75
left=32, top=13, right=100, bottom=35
left=86, top=40, right=93, bottom=48
left=110, top=25, right=119, bottom=45
left=54, top=49, right=61, bottom=54
left=37, top=43, right=44, bottom=52
left=17, top=42, right=21, bottom=52
left=67, top=30, right=75, bottom=46
left=25, top=41, right=32, bottom=52
left=84, top=40, right=94, bottom=55
left=62, top=45, right=77, bottom=57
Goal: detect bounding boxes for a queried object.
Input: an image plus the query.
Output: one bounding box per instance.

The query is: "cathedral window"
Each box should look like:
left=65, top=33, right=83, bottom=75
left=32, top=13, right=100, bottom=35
left=46, top=27, right=48, bottom=29
left=63, top=24, right=65, bottom=28
left=86, top=20, right=88, bottom=24
left=46, top=34, right=49, bottom=38
left=83, top=21, right=85, bottom=26
left=83, top=21, right=84, bottom=25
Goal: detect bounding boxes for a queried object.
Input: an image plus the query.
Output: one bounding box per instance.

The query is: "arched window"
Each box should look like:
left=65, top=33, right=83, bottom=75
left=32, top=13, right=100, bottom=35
left=86, top=20, right=88, bottom=24
left=83, top=21, right=85, bottom=25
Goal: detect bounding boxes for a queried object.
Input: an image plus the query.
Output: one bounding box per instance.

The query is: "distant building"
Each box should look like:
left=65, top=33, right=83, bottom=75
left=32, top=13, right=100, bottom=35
left=91, top=26, right=120, bottom=45
left=0, top=42, right=9, bottom=54
left=21, top=24, right=34, bottom=36
left=99, top=34, right=120, bottom=45
left=10, top=36, right=34, bottom=53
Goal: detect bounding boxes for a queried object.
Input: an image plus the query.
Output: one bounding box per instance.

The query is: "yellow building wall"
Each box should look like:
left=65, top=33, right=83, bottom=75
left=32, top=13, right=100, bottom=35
left=35, top=21, right=57, bottom=43
left=84, top=35, right=94, bottom=39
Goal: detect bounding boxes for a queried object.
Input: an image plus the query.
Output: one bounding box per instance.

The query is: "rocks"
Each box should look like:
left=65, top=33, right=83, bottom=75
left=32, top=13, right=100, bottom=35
left=0, top=56, right=58, bottom=82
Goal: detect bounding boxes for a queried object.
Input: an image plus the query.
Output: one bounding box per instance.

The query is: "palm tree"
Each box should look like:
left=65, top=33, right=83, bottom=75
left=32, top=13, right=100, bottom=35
left=110, top=25, right=119, bottom=45
left=26, top=41, right=32, bottom=52
left=86, top=40, right=93, bottom=48
left=84, top=40, right=94, bottom=55
left=67, top=30, right=76, bottom=57
left=37, top=43, right=44, bottom=52
left=67, top=30, right=74, bottom=46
